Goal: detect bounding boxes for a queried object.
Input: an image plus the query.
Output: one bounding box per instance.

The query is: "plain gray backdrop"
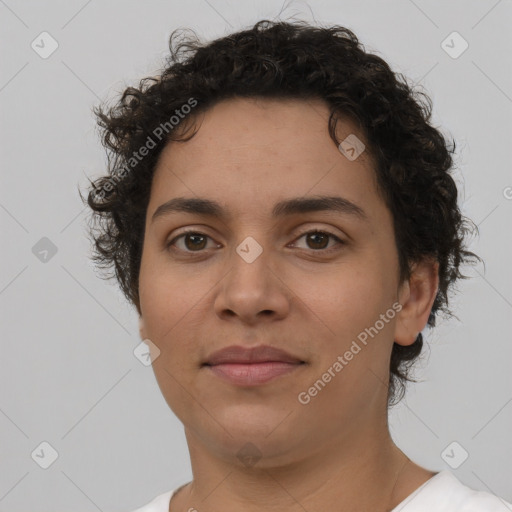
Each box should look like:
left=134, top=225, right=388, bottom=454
left=1, top=0, right=511, bottom=510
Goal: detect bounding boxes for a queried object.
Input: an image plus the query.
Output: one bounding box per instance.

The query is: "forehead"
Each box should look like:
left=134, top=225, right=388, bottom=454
left=148, top=97, right=381, bottom=222
left=163, top=97, right=368, bottom=160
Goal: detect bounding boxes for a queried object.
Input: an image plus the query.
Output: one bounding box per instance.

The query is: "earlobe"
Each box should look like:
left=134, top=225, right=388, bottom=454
left=394, top=258, right=439, bottom=347
left=139, top=316, right=146, bottom=340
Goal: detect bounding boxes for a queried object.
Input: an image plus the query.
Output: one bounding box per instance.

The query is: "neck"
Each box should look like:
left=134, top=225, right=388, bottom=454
left=171, top=421, right=434, bottom=512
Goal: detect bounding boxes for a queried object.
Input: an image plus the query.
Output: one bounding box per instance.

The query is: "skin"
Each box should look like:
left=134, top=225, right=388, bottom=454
left=138, top=97, right=439, bottom=512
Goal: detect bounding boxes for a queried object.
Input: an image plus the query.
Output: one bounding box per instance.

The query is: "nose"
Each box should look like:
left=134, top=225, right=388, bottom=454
left=213, top=241, right=291, bottom=326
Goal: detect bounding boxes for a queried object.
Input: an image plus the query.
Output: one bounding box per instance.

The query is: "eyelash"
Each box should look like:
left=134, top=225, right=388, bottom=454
left=165, top=228, right=345, bottom=255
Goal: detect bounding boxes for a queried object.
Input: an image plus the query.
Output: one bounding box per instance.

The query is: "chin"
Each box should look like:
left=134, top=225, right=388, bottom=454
left=188, top=406, right=307, bottom=463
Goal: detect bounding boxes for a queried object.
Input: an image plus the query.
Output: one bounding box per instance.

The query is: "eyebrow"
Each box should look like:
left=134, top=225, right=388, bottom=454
left=151, top=195, right=367, bottom=224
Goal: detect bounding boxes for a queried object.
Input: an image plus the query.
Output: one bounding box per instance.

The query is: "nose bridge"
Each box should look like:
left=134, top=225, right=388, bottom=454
left=214, top=231, right=289, bottom=321
left=228, top=233, right=272, bottom=290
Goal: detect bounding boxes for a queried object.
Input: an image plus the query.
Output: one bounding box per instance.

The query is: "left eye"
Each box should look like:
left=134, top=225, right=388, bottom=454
left=290, top=230, right=344, bottom=252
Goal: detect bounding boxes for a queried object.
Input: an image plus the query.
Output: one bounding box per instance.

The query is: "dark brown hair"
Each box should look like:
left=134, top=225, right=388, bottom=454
left=82, top=19, right=479, bottom=405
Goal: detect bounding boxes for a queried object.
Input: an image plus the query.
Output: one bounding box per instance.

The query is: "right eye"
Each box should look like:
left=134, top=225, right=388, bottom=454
left=166, top=230, right=220, bottom=253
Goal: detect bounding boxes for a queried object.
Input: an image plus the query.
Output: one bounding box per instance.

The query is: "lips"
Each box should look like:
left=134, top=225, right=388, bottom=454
left=203, top=345, right=304, bottom=366
left=202, top=345, right=306, bottom=386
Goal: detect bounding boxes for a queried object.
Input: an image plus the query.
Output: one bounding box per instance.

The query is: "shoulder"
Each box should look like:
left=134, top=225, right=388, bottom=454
left=394, top=471, right=511, bottom=512
left=455, top=482, right=512, bottom=512
left=128, top=489, right=175, bottom=512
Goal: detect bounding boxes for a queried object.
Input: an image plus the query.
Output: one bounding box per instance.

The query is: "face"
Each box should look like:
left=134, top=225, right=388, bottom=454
left=138, top=97, right=425, bottom=466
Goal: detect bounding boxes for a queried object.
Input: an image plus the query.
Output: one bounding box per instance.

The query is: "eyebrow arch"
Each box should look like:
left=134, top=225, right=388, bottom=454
left=151, top=195, right=367, bottom=224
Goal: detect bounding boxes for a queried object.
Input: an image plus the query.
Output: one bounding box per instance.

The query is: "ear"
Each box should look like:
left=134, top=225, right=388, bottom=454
left=394, top=258, right=439, bottom=346
left=139, top=315, right=147, bottom=340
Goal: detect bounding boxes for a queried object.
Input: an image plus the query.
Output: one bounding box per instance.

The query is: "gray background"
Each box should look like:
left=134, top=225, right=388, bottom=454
left=1, top=0, right=511, bottom=510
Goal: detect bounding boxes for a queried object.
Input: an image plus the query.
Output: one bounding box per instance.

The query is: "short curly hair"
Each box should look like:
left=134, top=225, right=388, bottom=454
left=83, top=19, right=479, bottom=405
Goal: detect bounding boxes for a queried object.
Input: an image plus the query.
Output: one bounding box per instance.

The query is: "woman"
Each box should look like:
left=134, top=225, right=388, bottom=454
left=85, top=19, right=511, bottom=512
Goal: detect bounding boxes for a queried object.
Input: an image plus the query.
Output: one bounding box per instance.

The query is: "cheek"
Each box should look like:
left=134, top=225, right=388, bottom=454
left=302, top=263, right=388, bottom=330
left=298, top=258, right=398, bottom=381
left=138, top=255, right=192, bottom=344
left=138, top=254, right=220, bottom=375
left=139, top=260, right=203, bottom=407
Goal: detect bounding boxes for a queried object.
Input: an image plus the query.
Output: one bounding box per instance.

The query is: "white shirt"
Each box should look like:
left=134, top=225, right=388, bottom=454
left=130, top=471, right=511, bottom=511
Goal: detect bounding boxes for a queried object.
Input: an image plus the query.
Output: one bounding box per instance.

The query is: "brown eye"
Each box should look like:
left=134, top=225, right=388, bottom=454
left=183, top=233, right=207, bottom=251
left=292, top=229, right=344, bottom=252
left=305, top=232, right=329, bottom=249
left=166, top=231, right=214, bottom=252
